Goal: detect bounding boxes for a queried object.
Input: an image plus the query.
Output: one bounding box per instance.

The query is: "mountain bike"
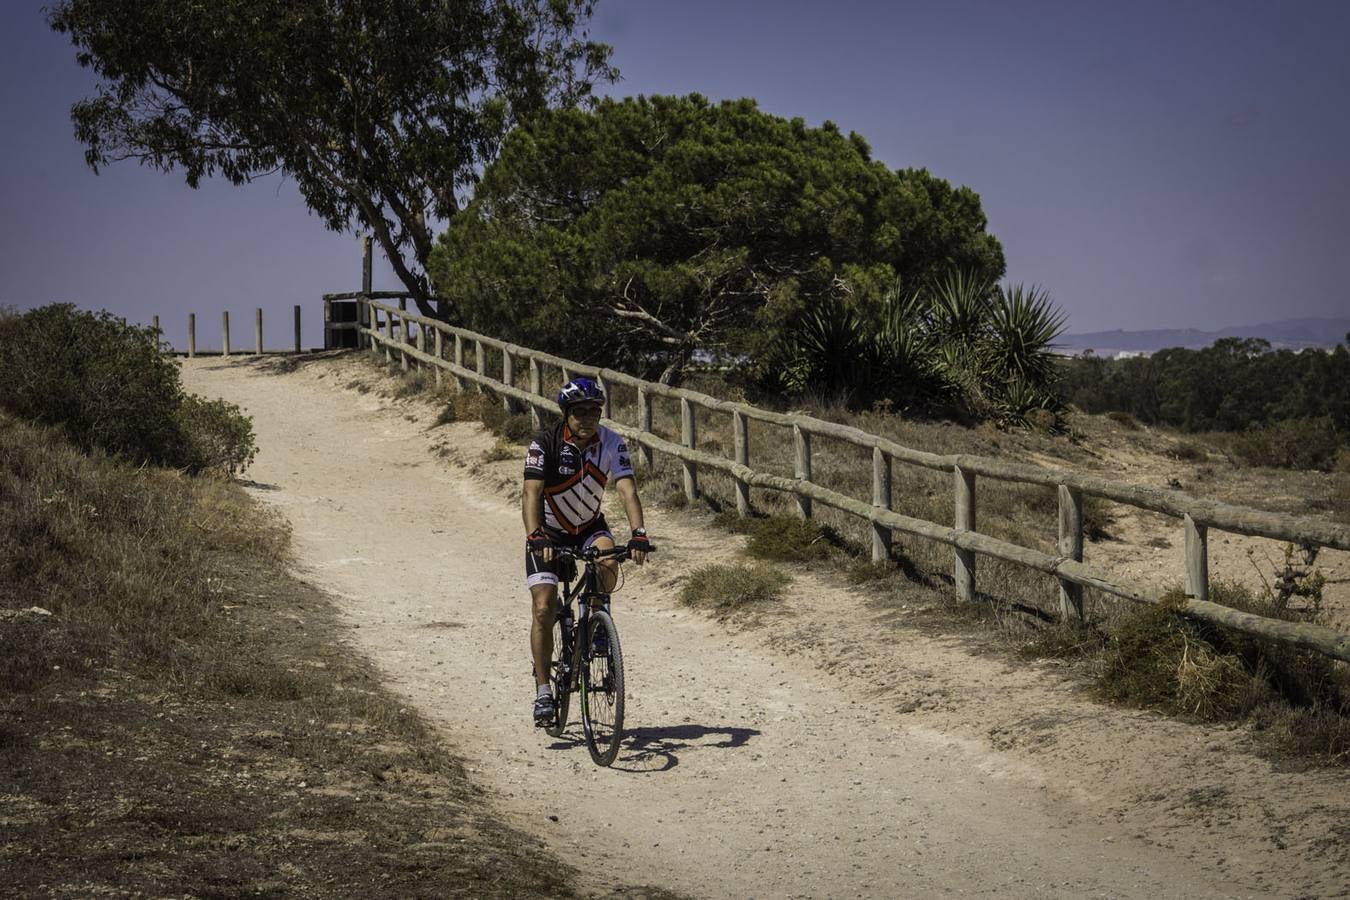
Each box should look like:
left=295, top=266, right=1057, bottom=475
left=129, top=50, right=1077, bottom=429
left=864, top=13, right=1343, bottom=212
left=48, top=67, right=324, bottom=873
left=543, top=542, right=654, bottom=766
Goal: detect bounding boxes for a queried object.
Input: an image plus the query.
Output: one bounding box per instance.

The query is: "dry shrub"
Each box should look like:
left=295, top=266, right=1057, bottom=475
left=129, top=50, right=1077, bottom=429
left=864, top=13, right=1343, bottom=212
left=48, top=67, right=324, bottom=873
left=680, top=564, right=790, bottom=616
left=1106, top=410, right=1141, bottom=430
left=1095, top=583, right=1349, bottom=763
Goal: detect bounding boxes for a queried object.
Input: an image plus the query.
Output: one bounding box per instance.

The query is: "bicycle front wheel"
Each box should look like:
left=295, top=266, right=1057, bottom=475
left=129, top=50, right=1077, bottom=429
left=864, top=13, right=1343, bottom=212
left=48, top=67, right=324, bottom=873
left=545, top=614, right=572, bottom=738
left=580, top=610, right=624, bottom=766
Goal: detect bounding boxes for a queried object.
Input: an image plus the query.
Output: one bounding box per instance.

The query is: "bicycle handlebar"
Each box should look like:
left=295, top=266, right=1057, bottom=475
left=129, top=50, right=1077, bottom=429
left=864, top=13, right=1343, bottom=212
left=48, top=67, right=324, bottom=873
left=550, top=542, right=657, bottom=562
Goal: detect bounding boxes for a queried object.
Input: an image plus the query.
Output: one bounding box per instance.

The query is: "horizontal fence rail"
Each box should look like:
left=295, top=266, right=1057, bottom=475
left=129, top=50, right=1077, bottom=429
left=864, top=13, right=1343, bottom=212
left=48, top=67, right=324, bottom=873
left=342, top=293, right=1350, bottom=663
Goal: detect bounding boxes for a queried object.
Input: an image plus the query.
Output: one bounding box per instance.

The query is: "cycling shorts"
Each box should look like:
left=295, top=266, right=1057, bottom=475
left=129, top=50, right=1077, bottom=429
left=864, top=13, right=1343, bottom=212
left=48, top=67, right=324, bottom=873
left=525, top=516, right=613, bottom=588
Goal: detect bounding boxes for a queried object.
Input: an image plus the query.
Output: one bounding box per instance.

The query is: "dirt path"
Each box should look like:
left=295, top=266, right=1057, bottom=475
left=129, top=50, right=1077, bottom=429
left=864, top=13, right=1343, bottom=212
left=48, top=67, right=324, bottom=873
left=182, top=355, right=1347, bottom=900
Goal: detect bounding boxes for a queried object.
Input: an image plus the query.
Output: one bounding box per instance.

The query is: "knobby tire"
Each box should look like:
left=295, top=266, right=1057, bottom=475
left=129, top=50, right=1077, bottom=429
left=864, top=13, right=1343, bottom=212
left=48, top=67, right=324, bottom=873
left=581, top=610, right=624, bottom=766
left=545, top=613, right=572, bottom=738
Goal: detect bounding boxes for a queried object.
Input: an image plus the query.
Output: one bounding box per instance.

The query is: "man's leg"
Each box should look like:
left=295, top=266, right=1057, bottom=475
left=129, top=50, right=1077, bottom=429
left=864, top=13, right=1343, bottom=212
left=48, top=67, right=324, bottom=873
left=530, top=582, right=558, bottom=686
left=591, top=534, right=619, bottom=593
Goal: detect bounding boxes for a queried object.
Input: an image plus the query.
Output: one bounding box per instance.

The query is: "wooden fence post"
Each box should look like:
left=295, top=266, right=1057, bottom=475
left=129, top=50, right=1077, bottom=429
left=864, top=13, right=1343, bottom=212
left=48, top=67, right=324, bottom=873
left=528, top=358, right=543, bottom=429
left=953, top=465, right=976, bottom=603
left=398, top=298, right=409, bottom=371
left=294, top=304, right=302, bottom=353
left=872, top=448, right=892, bottom=562
left=413, top=321, right=424, bottom=370
left=222, top=311, right=231, bottom=357
left=254, top=308, right=263, bottom=355
left=681, top=397, right=698, bottom=501
left=453, top=334, right=464, bottom=390
left=361, top=235, right=373, bottom=294
left=596, top=375, right=611, bottom=420
left=434, top=329, right=444, bottom=388
left=188, top=313, right=196, bottom=358
left=384, top=305, right=394, bottom=364
left=1058, top=485, right=1085, bottom=622
left=1185, top=514, right=1209, bottom=602
left=637, top=386, right=653, bottom=469
left=794, top=425, right=812, bottom=520
left=733, top=410, right=751, bottom=516
left=503, top=351, right=516, bottom=414
left=474, top=340, right=486, bottom=392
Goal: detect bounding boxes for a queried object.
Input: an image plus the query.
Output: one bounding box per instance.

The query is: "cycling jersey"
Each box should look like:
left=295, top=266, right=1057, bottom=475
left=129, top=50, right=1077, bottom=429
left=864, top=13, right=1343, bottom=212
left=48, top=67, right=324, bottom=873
left=523, top=422, right=634, bottom=535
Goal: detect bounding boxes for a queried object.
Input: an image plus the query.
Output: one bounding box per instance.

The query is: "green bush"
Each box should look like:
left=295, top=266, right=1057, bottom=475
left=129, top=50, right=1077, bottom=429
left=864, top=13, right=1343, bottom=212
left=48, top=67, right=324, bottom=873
left=177, top=395, right=257, bottom=476
left=0, top=304, right=255, bottom=474
left=1231, top=417, right=1341, bottom=471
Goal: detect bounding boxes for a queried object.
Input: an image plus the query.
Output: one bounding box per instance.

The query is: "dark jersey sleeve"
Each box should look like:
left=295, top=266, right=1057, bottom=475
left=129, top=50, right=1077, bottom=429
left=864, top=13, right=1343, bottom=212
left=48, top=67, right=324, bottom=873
left=523, top=430, right=549, bottom=480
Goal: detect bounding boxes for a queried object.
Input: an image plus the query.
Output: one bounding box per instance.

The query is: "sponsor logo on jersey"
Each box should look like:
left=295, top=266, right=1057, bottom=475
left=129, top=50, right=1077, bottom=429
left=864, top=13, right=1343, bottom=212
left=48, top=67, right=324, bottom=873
left=558, top=465, right=576, bottom=475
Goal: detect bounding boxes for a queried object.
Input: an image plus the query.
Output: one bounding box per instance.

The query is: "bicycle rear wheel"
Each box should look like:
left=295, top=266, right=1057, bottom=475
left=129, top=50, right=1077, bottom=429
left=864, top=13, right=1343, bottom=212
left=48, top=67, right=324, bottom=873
left=581, top=610, right=624, bottom=766
left=545, top=614, right=572, bottom=738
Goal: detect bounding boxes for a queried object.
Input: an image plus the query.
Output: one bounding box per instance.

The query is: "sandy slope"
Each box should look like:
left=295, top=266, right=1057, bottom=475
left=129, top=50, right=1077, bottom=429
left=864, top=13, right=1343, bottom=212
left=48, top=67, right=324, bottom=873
left=181, top=354, right=1348, bottom=900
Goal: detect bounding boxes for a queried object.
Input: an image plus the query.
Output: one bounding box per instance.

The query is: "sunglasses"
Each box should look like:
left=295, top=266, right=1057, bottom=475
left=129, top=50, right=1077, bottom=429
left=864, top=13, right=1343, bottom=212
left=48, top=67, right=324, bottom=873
left=569, top=404, right=603, bottom=418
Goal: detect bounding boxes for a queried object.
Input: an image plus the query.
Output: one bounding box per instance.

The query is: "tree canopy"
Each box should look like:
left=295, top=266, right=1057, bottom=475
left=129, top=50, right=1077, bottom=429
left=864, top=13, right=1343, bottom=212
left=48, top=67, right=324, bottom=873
left=49, top=0, right=615, bottom=315
left=429, top=94, right=1005, bottom=381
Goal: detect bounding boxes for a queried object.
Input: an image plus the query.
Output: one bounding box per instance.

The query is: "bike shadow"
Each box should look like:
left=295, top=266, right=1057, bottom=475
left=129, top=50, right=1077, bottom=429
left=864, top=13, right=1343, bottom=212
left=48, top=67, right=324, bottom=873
left=548, top=722, right=760, bottom=773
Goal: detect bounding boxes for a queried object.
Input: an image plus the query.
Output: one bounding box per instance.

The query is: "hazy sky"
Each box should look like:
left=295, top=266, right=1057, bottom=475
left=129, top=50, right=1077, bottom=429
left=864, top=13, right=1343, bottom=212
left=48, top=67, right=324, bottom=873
left=3, top=0, right=1347, bottom=350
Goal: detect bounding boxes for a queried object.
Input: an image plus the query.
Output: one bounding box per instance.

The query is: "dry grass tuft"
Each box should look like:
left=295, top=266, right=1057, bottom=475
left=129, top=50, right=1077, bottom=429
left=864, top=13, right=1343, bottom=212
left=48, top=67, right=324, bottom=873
left=680, top=563, right=791, bottom=616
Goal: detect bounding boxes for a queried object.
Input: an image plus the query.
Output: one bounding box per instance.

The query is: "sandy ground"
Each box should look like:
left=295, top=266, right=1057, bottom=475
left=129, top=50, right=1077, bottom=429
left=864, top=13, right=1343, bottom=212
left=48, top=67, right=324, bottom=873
left=181, top=354, right=1349, bottom=900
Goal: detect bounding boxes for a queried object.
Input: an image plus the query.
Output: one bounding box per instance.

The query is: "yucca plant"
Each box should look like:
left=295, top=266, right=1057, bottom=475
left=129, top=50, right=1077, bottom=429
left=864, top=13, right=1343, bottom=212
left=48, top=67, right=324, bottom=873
left=926, top=269, right=996, bottom=365
left=985, top=284, right=1067, bottom=387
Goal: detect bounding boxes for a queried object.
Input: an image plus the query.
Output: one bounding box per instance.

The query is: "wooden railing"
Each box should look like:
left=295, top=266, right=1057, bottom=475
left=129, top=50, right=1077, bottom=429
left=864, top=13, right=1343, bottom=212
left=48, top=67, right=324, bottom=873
left=332, top=293, right=1350, bottom=663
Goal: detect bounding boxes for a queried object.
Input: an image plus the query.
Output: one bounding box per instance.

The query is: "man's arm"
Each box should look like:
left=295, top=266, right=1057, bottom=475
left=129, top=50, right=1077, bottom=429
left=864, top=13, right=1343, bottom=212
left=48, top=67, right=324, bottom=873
left=523, top=478, right=552, bottom=561
left=615, top=476, right=647, bottom=565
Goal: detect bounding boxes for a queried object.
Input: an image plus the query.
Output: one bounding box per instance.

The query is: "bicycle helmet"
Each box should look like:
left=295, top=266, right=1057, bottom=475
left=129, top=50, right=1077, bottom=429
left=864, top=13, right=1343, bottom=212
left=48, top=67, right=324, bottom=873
left=556, top=377, right=606, bottom=414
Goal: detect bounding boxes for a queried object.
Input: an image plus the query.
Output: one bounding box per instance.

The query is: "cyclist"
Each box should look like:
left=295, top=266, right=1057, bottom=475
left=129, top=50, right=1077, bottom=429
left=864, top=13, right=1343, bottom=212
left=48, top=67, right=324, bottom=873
left=523, top=377, right=649, bottom=726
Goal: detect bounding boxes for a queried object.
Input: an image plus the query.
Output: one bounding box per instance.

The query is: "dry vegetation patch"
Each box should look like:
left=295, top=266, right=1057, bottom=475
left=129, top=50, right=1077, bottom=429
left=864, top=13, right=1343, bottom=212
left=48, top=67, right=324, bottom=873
left=0, top=411, right=601, bottom=897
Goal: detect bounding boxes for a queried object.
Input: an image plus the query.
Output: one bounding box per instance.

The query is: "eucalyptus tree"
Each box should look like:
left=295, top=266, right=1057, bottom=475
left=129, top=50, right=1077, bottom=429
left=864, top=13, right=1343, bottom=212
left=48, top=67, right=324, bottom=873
left=431, top=94, right=1005, bottom=382
left=49, top=0, right=615, bottom=316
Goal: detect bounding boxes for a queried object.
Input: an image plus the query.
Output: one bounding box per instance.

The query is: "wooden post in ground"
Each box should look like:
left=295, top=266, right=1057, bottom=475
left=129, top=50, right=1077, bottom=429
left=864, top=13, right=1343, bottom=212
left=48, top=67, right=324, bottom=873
left=733, top=410, right=751, bottom=516
left=361, top=236, right=373, bottom=294
left=529, top=358, right=543, bottom=429
left=503, top=351, right=516, bottom=414
left=384, top=305, right=394, bottom=364
left=434, top=329, right=444, bottom=388
left=794, top=425, right=812, bottom=519
left=637, top=386, right=653, bottom=469
left=453, top=335, right=464, bottom=390
left=953, top=465, right=976, bottom=603
left=681, top=398, right=699, bottom=501
left=254, top=308, right=263, bottom=355
left=596, top=375, right=611, bottom=420
left=222, top=311, right=231, bottom=356
left=397, top=298, right=409, bottom=371
left=872, top=448, right=892, bottom=563
left=474, top=340, right=486, bottom=392
left=294, top=304, right=302, bottom=353
left=1185, top=514, right=1209, bottom=602
left=188, top=313, right=196, bottom=357
left=1058, top=485, right=1085, bottom=621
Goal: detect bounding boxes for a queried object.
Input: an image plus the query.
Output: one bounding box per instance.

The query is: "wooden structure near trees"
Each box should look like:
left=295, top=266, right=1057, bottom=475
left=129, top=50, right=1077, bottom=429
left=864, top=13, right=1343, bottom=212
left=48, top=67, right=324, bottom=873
left=327, top=292, right=1350, bottom=663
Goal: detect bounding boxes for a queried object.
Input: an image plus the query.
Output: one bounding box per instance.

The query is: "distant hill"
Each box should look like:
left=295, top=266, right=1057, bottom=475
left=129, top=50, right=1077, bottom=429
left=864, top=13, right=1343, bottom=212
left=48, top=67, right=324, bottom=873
left=1057, top=317, right=1350, bottom=357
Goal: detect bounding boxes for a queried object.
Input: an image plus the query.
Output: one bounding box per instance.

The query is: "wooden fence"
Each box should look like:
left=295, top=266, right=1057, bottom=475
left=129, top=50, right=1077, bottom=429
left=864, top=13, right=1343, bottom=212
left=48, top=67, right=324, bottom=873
left=152, top=305, right=309, bottom=356
left=328, top=292, right=1350, bottom=663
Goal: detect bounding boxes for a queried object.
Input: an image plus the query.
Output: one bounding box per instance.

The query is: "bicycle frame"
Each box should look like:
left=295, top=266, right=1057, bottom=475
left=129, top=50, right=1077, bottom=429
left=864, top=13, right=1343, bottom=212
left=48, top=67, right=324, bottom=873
left=553, top=546, right=621, bottom=691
